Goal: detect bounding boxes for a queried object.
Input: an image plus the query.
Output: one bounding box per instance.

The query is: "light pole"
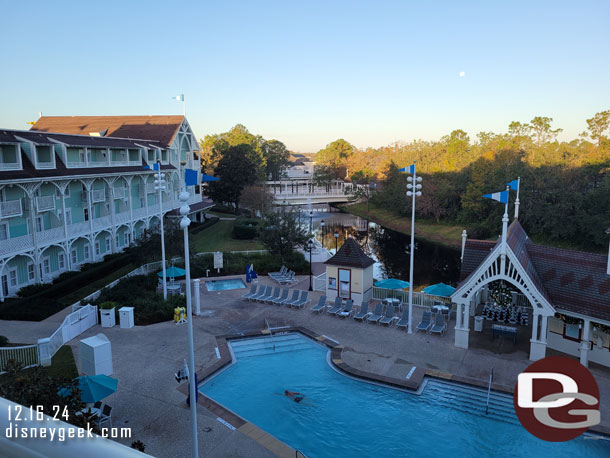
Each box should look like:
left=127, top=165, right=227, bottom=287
left=179, top=161, right=198, bottom=458
left=320, top=219, right=325, bottom=248
left=309, top=210, right=313, bottom=234
left=401, top=162, right=422, bottom=334
left=154, top=160, right=167, bottom=300
left=334, top=229, right=339, bottom=253
left=308, top=239, right=313, bottom=291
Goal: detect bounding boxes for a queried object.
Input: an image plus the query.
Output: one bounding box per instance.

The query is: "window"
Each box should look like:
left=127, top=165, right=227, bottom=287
left=140, top=197, right=145, bottom=208
left=105, top=203, right=110, bottom=214
left=56, top=188, right=61, bottom=198
left=84, top=208, right=89, bottom=221
left=9, top=269, right=17, bottom=287
left=95, top=241, right=100, bottom=256
left=71, top=249, right=77, bottom=265
left=0, top=223, right=8, bottom=241
left=27, top=263, right=35, bottom=281
left=105, top=237, right=111, bottom=252
left=36, top=216, right=43, bottom=232
left=58, top=253, right=65, bottom=270
left=84, top=245, right=90, bottom=260
left=338, top=268, right=351, bottom=299
left=564, top=323, right=582, bottom=342
left=65, top=208, right=72, bottom=225
left=124, top=232, right=129, bottom=246
left=328, top=277, right=336, bottom=290
left=65, top=186, right=70, bottom=197
left=116, top=235, right=120, bottom=247
left=43, top=258, right=50, bottom=275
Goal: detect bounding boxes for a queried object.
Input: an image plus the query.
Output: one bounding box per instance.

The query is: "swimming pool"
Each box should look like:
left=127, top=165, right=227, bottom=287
left=205, top=278, right=246, bottom=291
left=200, top=333, right=610, bottom=458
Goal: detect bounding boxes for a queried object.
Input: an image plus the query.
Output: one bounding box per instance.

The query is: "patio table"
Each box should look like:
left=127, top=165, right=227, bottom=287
left=491, top=324, right=517, bottom=344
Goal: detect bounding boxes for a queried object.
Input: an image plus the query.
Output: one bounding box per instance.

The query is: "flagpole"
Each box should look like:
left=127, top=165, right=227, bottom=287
left=514, top=177, right=520, bottom=220
left=156, top=160, right=167, bottom=300
left=405, top=162, right=421, bottom=334
left=500, top=186, right=510, bottom=274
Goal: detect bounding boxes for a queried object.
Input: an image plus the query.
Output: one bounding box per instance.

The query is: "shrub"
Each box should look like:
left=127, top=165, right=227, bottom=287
left=232, top=224, right=258, bottom=240
left=0, top=336, right=8, bottom=347
left=16, top=284, right=48, bottom=297
left=187, top=251, right=308, bottom=278
left=99, top=301, right=118, bottom=310
left=190, top=216, right=219, bottom=235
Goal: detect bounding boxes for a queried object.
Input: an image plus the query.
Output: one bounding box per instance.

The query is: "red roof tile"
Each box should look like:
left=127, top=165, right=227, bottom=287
left=325, top=238, right=375, bottom=268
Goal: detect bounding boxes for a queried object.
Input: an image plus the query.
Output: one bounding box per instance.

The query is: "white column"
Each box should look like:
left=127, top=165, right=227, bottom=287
left=0, top=261, right=5, bottom=302
left=27, top=191, right=41, bottom=283
left=454, top=301, right=470, bottom=349
left=531, top=313, right=540, bottom=341
left=464, top=302, right=471, bottom=331
left=540, top=314, right=548, bottom=343
left=580, top=319, right=591, bottom=367
left=193, top=279, right=200, bottom=316
left=529, top=312, right=547, bottom=361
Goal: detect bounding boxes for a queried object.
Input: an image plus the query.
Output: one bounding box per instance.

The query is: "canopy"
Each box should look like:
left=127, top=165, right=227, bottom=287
left=76, top=375, right=118, bottom=403
left=423, top=282, right=456, bottom=297
left=158, top=266, right=186, bottom=278
left=201, top=173, right=220, bottom=182
left=374, top=278, right=410, bottom=289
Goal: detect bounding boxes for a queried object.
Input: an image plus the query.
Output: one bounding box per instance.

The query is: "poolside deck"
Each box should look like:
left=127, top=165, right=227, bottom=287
left=6, top=272, right=609, bottom=457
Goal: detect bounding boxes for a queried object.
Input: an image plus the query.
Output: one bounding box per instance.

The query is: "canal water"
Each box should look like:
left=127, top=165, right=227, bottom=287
left=304, top=210, right=461, bottom=289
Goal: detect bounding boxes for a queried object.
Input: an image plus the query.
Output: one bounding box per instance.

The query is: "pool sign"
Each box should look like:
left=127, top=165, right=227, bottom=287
left=214, top=251, right=223, bottom=270
left=513, top=356, right=600, bottom=441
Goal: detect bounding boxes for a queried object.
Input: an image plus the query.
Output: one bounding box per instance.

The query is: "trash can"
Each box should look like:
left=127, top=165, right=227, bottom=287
left=118, top=307, right=134, bottom=329
left=100, top=308, right=115, bottom=328
left=474, top=316, right=484, bottom=332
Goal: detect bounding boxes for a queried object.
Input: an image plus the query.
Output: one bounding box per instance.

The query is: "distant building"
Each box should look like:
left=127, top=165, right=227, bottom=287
left=0, top=115, right=211, bottom=300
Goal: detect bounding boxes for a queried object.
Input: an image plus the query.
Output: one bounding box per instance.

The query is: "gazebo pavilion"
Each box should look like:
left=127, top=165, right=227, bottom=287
left=452, top=210, right=610, bottom=368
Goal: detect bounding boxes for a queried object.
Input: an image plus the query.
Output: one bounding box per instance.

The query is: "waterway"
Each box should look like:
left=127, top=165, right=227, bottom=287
left=303, top=209, right=461, bottom=289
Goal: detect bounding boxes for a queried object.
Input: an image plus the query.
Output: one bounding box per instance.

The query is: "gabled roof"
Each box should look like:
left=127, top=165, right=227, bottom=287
left=31, top=115, right=184, bottom=147
left=325, top=237, right=375, bottom=268
left=459, top=220, right=610, bottom=322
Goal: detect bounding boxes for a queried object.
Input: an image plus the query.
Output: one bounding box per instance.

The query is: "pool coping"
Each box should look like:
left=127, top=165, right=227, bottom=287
left=203, top=275, right=248, bottom=292
left=177, top=326, right=610, bottom=450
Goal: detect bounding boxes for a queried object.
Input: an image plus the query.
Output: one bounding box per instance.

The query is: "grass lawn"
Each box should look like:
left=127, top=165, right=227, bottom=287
left=47, top=345, right=79, bottom=379
left=58, top=263, right=136, bottom=307
left=191, top=220, right=265, bottom=252
left=341, top=202, right=466, bottom=249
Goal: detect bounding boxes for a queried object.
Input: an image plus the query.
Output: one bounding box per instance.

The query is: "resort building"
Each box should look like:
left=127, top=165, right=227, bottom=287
left=0, top=116, right=211, bottom=301
left=454, top=214, right=610, bottom=368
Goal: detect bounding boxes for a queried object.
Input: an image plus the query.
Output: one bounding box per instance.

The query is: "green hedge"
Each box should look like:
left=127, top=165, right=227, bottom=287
left=186, top=251, right=309, bottom=278
left=190, top=216, right=219, bottom=235
left=93, top=274, right=185, bottom=325
left=232, top=224, right=258, bottom=240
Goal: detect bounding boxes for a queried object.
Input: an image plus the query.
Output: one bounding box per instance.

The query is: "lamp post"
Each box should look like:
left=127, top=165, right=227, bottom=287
left=334, top=229, right=339, bottom=253
left=308, top=239, right=313, bottom=291
left=401, top=162, right=422, bottom=334
left=154, top=160, right=167, bottom=300
left=309, top=210, right=313, bottom=234
left=179, top=161, right=198, bottom=458
left=320, top=219, right=325, bottom=248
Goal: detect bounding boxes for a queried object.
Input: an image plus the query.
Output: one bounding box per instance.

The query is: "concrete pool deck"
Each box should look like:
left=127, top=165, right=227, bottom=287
left=3, top=273, right=610, bottom=457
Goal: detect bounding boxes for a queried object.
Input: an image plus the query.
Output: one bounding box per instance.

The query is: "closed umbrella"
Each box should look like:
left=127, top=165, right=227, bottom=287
left=423, top=283, right=456, bottom=297
left=76, top=375, right=118, bottom=403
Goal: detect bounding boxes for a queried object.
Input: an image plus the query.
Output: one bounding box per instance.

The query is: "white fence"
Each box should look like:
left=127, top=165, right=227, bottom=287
left=372, top=287, right=452, bottom=306
left=0, top=345, right=39, bottom=373
left=313, top=272, right=326, bottom=292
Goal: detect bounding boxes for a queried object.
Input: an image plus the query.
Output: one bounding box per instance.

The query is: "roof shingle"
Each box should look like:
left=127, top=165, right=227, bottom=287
left=324, top=238, right=375, bottom=268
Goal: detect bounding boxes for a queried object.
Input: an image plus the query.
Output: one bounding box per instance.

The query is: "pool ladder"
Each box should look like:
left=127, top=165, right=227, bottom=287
left=265, top=318, right=276, bottom=352
left=485, top=368, right=494, bottom=415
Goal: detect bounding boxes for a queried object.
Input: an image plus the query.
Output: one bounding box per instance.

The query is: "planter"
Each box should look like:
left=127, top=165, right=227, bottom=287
left=100, top=308, right=116, bottom=328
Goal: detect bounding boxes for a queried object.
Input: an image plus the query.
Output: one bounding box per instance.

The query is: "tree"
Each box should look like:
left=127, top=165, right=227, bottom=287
left=207, top=144, right=261, bottom=209
left=315, top=138, right=354, bottom=180
left=259, top=211, right=309, bottom=262
left=262, top=139, right=290, bottom=180
left=239, top=185, right=273, bottom=217
left=529, top=116, right=562, bottom=146
left=200, top=124, right=265, bottom=173
left=582, top=110, right=610, bottom=146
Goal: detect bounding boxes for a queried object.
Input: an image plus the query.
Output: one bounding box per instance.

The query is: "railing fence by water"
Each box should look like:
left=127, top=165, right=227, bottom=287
left=372, top=287, right=451, bottom=306
left=485, top=368, right=494, bottom=415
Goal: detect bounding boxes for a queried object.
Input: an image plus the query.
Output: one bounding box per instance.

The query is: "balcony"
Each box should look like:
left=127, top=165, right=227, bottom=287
left=91, top=189, right=106, bottom=203
left=146, top=183, right=155, bottom=194
left=0, top=199, right=23, bottom=218
left=2, top=233, right=34, bottom=253
left=0, top=162, right=20, bottom=171
left=92, top=216, right=112, bottom=230
left=112, top=188, right=127, bottom=199
left=36, top=195, right=56, bottom=212
left=115, top=211, right=131, bottom=224
left=37, top=161, right=55, bottom=170
left=37, top=226, right=64, bottom=244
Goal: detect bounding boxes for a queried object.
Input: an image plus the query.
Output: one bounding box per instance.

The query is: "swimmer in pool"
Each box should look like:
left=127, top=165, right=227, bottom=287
left=284, top=389, right=304, bottom=403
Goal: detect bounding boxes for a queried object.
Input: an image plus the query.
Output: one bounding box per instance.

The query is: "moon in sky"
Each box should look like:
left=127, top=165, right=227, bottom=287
left=459, top=71, right=465, bottom=77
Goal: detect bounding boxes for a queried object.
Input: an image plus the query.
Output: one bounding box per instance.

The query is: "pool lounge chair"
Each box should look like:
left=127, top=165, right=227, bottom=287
left=251, top=286, right=271, bottom=302
left=379, top=304, right=396, bottom=326
left=327, top=297, right=343, bottom=315
left=260, top=286, right=280, bottom=303
left=291, top=291, right=311, bottom=309
left=353, top=301, right=370, bottom=321
left=271, top=288, right=289, bottom=305
left=337, top=299, right=353, bottom=318
left=269, top=265, right=287, bottom=279
left=278, top=271, right=297, bottom=285
left=416, top=311, right=433, bottom=333
left=429, top=313, right=447, bottom=336
left=367, top=303, right=384, bottom=324
left=395, top=308, right=409, bottom=329
left=242, top=284, right=259, bottom=300
left=266, top=287, right=284, bottom=304
left=281, top=290, right=300, bottom=306
left=311, top=295, right=327, bottom=313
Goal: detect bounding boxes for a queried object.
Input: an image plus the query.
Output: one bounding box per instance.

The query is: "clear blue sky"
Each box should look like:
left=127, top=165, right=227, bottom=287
left=1, top=1, right=609, bottom=152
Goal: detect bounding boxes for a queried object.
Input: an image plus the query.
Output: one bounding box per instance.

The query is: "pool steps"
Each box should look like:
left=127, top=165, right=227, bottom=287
left=230, top=334, right=312, bottom=358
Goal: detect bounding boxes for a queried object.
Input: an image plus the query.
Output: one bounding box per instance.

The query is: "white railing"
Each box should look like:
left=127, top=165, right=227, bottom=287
left=36, top=195, right=55, bottom=212
left=146, top=183, right=155, bottom=194
left=37, top=226, right=64, bottom=244
left=91, top=189, right=106, bottom=203
left=111, top=160, right=128, bottom=166
left=0, top=199, right=22, bottom=218
left=112, top=187, right=127, bottom=199
left=372, top=287, right=452, bottom=306
left=67, top=220, right=90, bottom=237
left=0, top=162, right=20, bottom=170
left=37, top=161, right=55, bottom=169
left=129, top=160, right=142, bottom=166
left=2, top=234, right=33, bottom=252
left=314, top=272, right=326, bottom=291
left=0, top=345, right=40, bottom=373
left=92, top=216, right=112, bottom=230
left=67, top=161, right=85, bottom=168
left=115, top=211, right=131, bottom=224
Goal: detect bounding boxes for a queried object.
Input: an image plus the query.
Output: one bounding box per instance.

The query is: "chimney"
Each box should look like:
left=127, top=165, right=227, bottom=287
left=606, top=228, right=610, bottom=276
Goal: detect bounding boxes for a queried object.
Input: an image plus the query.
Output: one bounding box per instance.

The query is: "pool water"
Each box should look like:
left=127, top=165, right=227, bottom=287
left=200, top=334, right=610, bottom=458
left=205, top=278, right=246, bottom=291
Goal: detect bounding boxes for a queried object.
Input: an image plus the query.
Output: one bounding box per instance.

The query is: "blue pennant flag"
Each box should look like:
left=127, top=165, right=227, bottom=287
left=506, top=179, right=519, bottom=191
left=398, top=164, right=415, bottom=174
left=142, top=165, right=150, bottom=170
left=184, top=168, right=198, bottom=186
left=153, top=163, right=160, bottom=171
left=483, top=190, right=509, bottom=204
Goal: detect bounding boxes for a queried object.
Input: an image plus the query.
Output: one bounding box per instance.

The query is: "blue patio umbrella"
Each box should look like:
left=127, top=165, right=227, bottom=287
left=423, top=282, right=456, bottom=297
left=75, top=375, right=118, bottom=403
left=374, top=278, right=410, bottom=289
left=201, top=173, right=220, bottom=182
left=158, top=266, right=186, bottom=278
